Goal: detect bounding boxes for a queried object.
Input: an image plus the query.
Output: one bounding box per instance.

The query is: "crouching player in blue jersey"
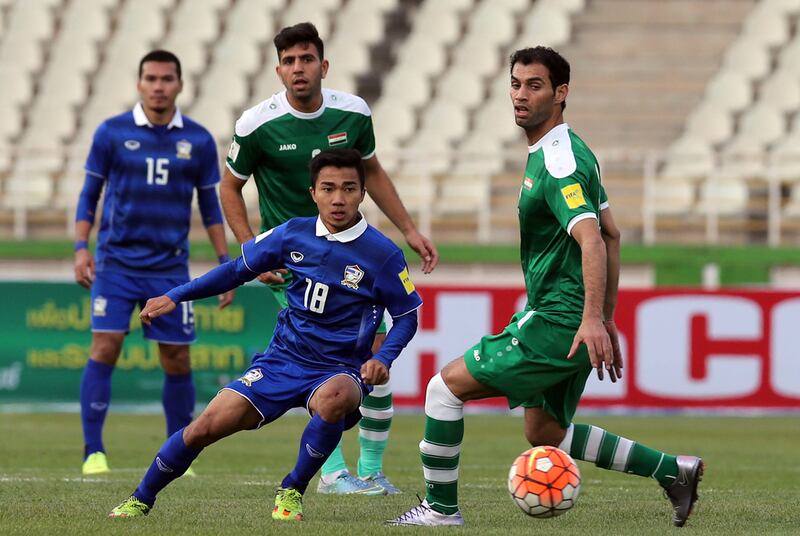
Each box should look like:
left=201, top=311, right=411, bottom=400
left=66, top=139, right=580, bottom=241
left=75, top=50, right=234, bottom=476
left=109, top=148, right=422, bottom=521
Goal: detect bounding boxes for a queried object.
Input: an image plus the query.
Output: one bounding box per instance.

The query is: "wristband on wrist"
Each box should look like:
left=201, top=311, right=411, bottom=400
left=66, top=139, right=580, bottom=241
left=218, top=254, right=231, bottom=264
left=74, top=240, right=89, bottom=252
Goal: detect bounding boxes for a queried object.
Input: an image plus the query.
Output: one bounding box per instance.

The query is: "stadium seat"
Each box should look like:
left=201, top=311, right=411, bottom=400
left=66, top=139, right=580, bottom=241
left=412, top=7, right=462, bottom=46
left=38, top=70, right=88, bottom=108
left=115, top=2, right=168, bottom=43
left=326, top=37, right=371, bottom=77
left=169, top=2, right=220, bottom=44
left=698, top=178, right=749, bottom=216
left=385, top=173, right=435, bottom=215
left=419, top=100, right=469, bottom=144
left=334, top=6, right=385, bottom=46
left=279, top=1, right=332, bottom=37
left=703, top=70, right=751, bottom=113
left=736, top=104, right=786, bottom=146
left=372, top=101, right=415, bottom=146
left=684, top=104, right=734, bottom=145
left=652, top=179, right=696, bottom=216
left=212, top=36, right=262, bottom=76
left=759, top=70, right=800, bottom=113
left=464, top=3, right=515, bottom=47
left=763, top=0, right=800, bottom=14
left=722, top=38, right=771, bottom=80
left=398, top=134, right=451, bottom=175
left=0, top=40, right=45, bottom=75
left=537, top=0, right=586, bottom=15
left=742, top=3, right=790, bottom=48
left=321, top=70, right=357, bottom=95
left=769, top=133, right=800, bottom=180
left=252, top=71, right=284, bottom=101
left=226, top=0, right=275, bottom=44
left=518, top=5, right=571, bottom=48
left=659, top=136, right=716, bottom=180
left=2, top=174, right=55, bottom=209
left=189, top=98, right=235, bottom=141
left=25, top=104, right=76, bottom=142
left=59, top=2, right=110, bottom=43
left=0, top=103, right=23, bottom=141
left=201, top=65, right=249, bottom=109
left=437, top=69, right=486, bottom=108
left=381, top=67, right=431, bottom=108
left=395, top=35, right=448, bottom=77
left=473, top=100, right=520, bottom=143
left=719, top=136, right=767, bottom=180
left=452, top=37, right=504, bottom=77
left=157, top=38, right=208, bottom=78
left=3, top=2, right=53, bottom=42
left=1, top=66, right=34, bottom=107
left=436, top=173, right=492, bottom=240
left=782, top=183, right=800, bottom=217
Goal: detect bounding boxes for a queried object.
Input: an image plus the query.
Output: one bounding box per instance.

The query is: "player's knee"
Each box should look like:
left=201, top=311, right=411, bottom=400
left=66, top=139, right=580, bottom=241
left=184, top=414, right=221, bottom=448
left=315, top=395, right=349, bottom=422
left=343, top=409, right=362, bottom=430
left=160, top=345, right=191, bottom=375
left=425, top=373, right=464, bottom=418
left=89, top=339, right=122, bottom=365
left=525, top=426, right=566, bottom=448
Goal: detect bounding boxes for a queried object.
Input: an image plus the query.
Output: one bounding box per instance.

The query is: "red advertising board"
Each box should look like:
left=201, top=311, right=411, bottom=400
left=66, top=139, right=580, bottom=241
left=389, top=287, right=800, bottom=410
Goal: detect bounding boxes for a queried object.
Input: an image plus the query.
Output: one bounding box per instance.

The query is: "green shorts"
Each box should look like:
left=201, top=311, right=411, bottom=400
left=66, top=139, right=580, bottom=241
left=464, top=310, right=592, bottom=428
left=268, top=282, right=387, bottom=334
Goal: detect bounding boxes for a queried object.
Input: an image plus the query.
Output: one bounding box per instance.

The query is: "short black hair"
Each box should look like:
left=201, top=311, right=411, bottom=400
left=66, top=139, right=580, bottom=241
left=510, top=46, right=570, bottom=110
left=139, top=49, right=182, bottom=80
left=310, top=148, right=366, bottom=189
left=274, top=22, right=324, bottom=60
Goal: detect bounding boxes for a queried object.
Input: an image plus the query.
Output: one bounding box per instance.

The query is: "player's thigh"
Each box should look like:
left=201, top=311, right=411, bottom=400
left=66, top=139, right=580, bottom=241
left=440, top=356, right=504, bottom=402
left=308, top=373, right=363, bottom=421
left=184, top=389, right=262, bottom=448
left=158, top=343, right=191, bottom=375
left=524, top=407, right=568, bottom=447
left=139, top=276, right=196, bottom=345
left=90, top=272, right=138, bottom=352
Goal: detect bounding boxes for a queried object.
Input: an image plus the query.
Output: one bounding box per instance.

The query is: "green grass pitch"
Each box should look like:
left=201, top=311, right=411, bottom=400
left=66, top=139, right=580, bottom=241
left=1, top=413, right=798, bottom=535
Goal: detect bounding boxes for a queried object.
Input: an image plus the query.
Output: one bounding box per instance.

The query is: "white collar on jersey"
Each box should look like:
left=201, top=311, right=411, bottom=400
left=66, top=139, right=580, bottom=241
left=133, top=102, right=184, bottom=129
left=315, top=212, right=368, bottom=242
left=528, top=122, right=570, bottom=153
left=279, top=89, right=326, bottom=120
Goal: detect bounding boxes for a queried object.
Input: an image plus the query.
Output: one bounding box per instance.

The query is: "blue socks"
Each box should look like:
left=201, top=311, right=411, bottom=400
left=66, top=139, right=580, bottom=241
left=79, top=359, right=113, bottom=457
left=281, top=414, right=344, bottom=493
left=134, top=428, right=202, bottom=506
left=162, top=372, right=195, bottom=436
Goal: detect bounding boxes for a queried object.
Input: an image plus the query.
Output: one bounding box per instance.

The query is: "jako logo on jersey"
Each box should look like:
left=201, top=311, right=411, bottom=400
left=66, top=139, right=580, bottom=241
left=155, top=457, right=174, bottom=473
left=290, top=251, right=304, bottom=263
left=305, top=444, right=325, bottom=458
left=473, top=349, right=481, bottom=362
left=279, top=143, right=297, bottom=151
left=176, top=139, right=192, bottom=159
left=341, top=264, right=364, bottom=290
left=124, top=140, right=140, bottom=150
left=327, top=132, right=347, bottom=146
left=93, top=296, right=107, bottom=317
left=238, top=368, right=263, bottom=387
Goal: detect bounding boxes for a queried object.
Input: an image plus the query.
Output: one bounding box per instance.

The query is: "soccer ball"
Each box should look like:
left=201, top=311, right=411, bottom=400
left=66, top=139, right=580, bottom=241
left=507, top=446, right=581, bottom=518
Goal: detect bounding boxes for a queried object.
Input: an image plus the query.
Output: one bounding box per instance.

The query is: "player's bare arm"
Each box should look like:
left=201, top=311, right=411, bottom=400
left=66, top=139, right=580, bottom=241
left=74, top=220, right=95, bottom=289
left=362, top=155, right=439, bottom=274
left=219, top=168, right=287, bottom=285
left=140, top=295, right=177, bottom=325
left=567, top=218, right=613, bottom=379
left=599, top=206, right=623, bottom=381
left=204, top=222, right=236, bottom=309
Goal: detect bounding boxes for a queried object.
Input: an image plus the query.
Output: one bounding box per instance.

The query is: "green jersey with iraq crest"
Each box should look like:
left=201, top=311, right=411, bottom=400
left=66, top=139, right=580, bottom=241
left=226, top=88, right=376, bottom=232
left=518, top=123, right=609, bottom=329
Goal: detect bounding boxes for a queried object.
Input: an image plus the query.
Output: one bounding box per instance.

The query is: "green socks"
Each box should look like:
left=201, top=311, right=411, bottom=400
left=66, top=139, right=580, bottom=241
left=357, top=383, right=393, bottom=477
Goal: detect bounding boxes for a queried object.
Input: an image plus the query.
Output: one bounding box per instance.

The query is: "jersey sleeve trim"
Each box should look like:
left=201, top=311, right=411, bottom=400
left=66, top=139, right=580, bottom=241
left=361, top=148, right=376, bottom=160
left=239, top=243, right=258, bottom=273
left=599, top=201, right=610, bottom=210
left=198, top=182, right=219, bottom=190
left=84, top=169, right=106, bottom=179
left=391, top=303, right=422, bottom=319
left=566, top=212, right=598, bottom=236
left=225, top=162, right=249, bottom=180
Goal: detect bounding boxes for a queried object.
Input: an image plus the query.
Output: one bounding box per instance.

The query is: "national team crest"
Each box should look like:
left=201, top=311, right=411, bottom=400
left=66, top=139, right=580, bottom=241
left=93, top=296, right=107, bottom=317
left=238, top=368, right=263, bottom=387
left=328, top=132, right=348, bottom=146
left=176, top=139, right=192, bottom=159
left=341, top=264, right=364, bottom=290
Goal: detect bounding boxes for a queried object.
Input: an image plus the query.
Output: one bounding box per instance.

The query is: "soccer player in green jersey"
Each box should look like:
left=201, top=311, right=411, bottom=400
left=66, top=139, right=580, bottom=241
left=389, top=47, right=703, bottom=528
left=220, top=23, right=438, bottom=496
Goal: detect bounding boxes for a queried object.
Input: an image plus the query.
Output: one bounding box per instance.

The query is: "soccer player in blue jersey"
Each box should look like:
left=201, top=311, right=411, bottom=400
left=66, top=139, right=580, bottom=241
left=108, top=148, right=421, bottom=521
left=74, top=50, right=234, bottom=476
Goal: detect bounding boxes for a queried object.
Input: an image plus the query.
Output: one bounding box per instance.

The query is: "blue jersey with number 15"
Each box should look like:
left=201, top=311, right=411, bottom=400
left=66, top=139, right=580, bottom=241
left=241, top=216, right=422, bottom=370
left=85, top=104, right=220, bottom=278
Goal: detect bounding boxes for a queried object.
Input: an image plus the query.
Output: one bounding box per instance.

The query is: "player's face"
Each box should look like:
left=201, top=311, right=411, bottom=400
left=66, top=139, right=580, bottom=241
left=310, top=166, right=365, bottom=233
left=510, top=62, right=567, bottom=130
left=276, top=43, right=329, bottom=103
left=137, top=61, right=182, bottom=115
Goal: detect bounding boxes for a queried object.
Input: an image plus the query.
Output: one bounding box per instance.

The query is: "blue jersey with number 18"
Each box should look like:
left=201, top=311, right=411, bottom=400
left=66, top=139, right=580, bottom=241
left=241, top=216, right=422, bottom=369
left=85, top=103, right=220, bottom=278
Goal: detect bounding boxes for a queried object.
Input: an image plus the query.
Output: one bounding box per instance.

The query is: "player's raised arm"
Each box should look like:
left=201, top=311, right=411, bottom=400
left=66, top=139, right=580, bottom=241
left=362, top=155, right=439, bottom=274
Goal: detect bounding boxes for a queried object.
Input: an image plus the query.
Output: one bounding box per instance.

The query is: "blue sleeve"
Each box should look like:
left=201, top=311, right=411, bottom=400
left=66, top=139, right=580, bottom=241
left=372, top=310, right=418, bottom=369
left=85, top=122, right=112, bottom=179
left=75, top=174, right=105, bottom=223
left=374, top=250, right=423, bottom=317
left=166, top=257, right=256, bottom=303
left=196, top=185, right=223, bottom=226
left=240, top=223, right=287, bottom=274
left=197, top=132, right=221, bottom=188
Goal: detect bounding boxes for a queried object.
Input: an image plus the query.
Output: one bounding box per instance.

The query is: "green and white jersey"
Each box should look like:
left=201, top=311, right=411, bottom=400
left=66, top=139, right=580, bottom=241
left=226, top=88, right=376, bottom=231
left=518, top=123, right=607, bottom=328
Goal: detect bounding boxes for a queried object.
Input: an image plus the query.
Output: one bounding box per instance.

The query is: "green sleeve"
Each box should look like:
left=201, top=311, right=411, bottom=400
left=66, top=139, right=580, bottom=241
left=225, top=130, right=260, bottom=179
left=542, top=169, right=599, bottom=234
left=355, top=114, right=376, bottom=159
left=599, top=184, right=609, bottom=209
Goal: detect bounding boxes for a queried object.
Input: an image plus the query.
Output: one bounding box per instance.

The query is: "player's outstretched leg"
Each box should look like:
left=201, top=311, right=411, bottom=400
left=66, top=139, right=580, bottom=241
left=556, top=423, right=703, bottom=527
left=357, top=382, right=400, bottom=494
left=387, top=374, right=465, bottom=526
left=109, top=427, right=202, bottom=517
left=80, top=359, right=114, bottom=475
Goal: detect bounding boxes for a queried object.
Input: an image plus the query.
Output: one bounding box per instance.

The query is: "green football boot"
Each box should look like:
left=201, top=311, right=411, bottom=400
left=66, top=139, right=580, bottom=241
left=82, top=452, right=110, bottom=475
left=109, top=496, right=151, bottom=518
left=272, top=488, right=303, bottom=521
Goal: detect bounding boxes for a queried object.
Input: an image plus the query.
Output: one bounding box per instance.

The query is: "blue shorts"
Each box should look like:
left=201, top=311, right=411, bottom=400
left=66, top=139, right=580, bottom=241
left=91, top=271, right=195, bottom=344
left=223, top=353, right=369, bottom=429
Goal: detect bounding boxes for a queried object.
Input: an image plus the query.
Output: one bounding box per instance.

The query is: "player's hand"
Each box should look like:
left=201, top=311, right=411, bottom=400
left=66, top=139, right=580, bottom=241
left=218, top=289, right=235, bottom=309
left=360, top=359, right=389, bottom=385
left=140, top=296, right=176, bottom=326
left=404, top=229, right=439, bottom=274
left=603, top=320, right=624, bottom=382
left=567, top=317, right=613, bottom=381
left=257, top=269, right=288, bottom=285
left=74, top=249, right=95, bottom=289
